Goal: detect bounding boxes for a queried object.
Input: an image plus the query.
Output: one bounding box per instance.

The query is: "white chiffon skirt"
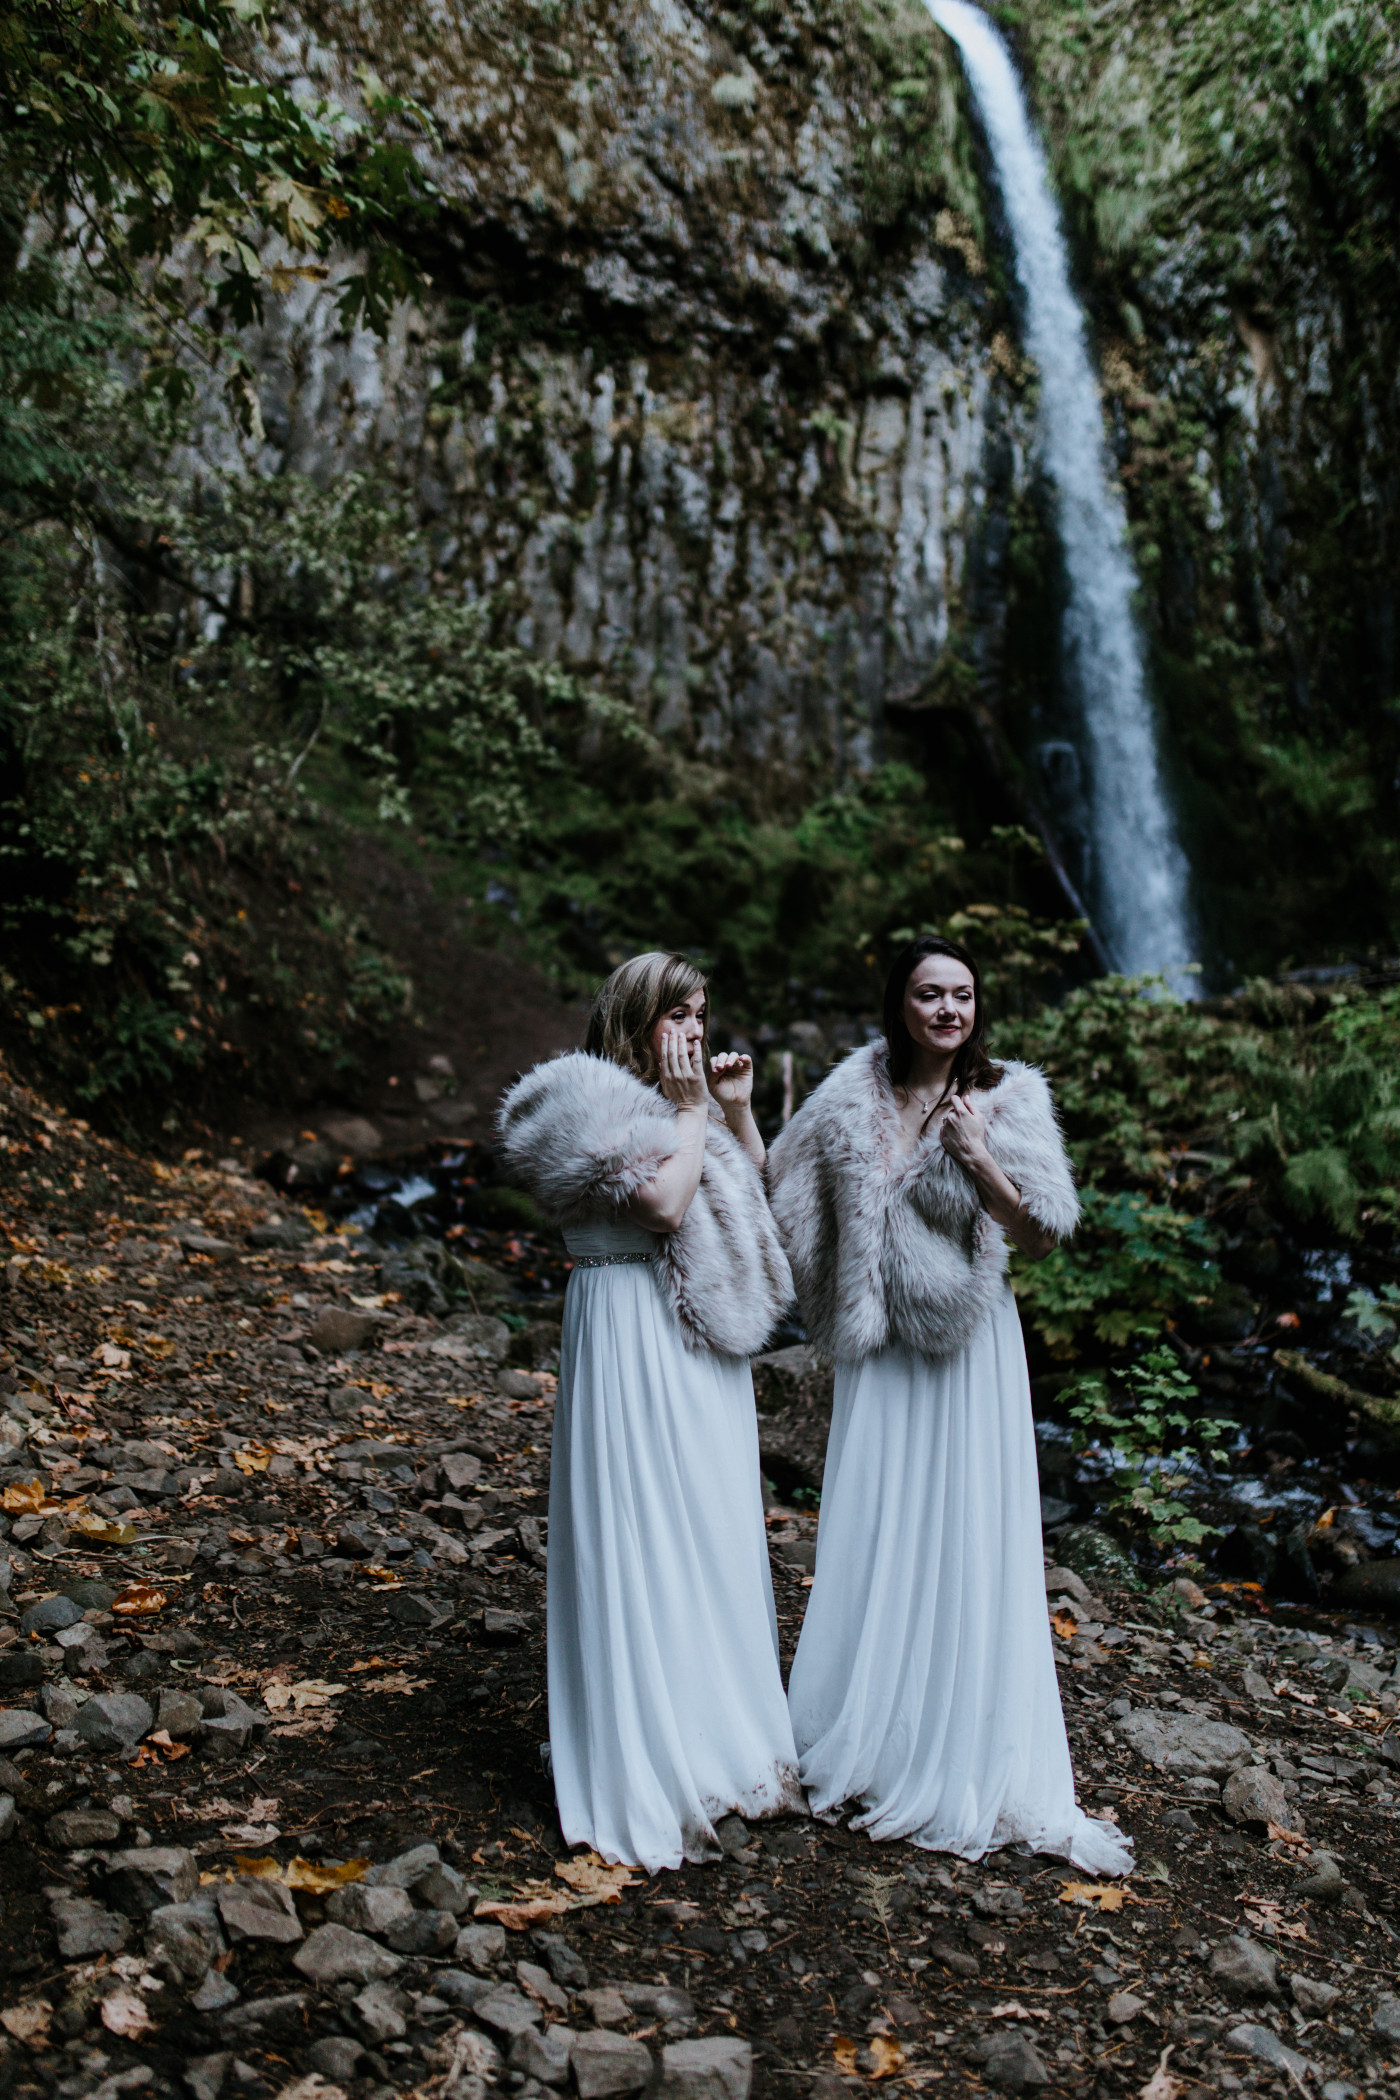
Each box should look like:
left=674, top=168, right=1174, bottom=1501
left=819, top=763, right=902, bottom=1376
left=547, top=1220, right=803, bottom=1872
left=788, top=1283, right=1133, bottom=1874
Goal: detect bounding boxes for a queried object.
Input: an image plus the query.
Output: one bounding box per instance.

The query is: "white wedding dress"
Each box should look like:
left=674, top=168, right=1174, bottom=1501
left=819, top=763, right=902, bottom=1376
left=788, top=1281, right=1133, bottom=1873
left=548, top=1216, right=804, bottom=1872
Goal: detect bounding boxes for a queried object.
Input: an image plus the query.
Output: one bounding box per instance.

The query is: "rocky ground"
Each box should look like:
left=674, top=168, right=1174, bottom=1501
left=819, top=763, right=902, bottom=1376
left=3, top=1063, right=1400, bottom=2100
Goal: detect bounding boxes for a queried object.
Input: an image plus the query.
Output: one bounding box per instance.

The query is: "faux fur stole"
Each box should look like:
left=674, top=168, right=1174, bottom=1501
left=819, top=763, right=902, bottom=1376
left=766, top=1043, right=1079, bottom=1364
left=497, top=1050, right=792, bottom=1359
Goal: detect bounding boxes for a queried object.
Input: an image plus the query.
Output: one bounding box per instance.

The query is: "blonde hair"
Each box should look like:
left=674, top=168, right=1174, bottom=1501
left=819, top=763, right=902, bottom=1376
left=585, top=951, right=709, bottom=1083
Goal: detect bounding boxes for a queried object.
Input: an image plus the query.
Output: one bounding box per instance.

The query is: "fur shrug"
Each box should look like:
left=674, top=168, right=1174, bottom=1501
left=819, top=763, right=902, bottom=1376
left=497, top=1051, right=792, bottom=1359
left=766, top=1043, right=1079, bottom=1363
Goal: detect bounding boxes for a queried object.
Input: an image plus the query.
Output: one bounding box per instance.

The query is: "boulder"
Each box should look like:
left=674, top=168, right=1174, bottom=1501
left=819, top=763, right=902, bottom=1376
left=147, top=1901, right=224, bottom=1984
left=19, top=1593, right=83, bottom=1636
left=1117, top=1709, right=1252, bottom=1779
left=75, top=1692, right=153, bottom=1753
left=1222, top=1766, right=1294, bottom=1829
left=292, top=1923, right=402, bottom=1986
left=48, top=1806, right=123, bottom=1849
left=306, top=1308, right=378, bottom=1356
left=571, top=2031, right=655, bottom=2099
left=658, top=2038, right=754, bottom=2100
left=216, top=1879, right=303, bottom=1945
left=325, top=1883, right=416, bottom=1935
left=51, top=1893, right=129, bottom=1959
left=0, top=1707, right=52, bottom=1751
left=1209, top=1938, right=1279, bottom=1999
left=510, top=2026, right=575, bottom=2087
left=105, top=1845, right=198, bottom=1915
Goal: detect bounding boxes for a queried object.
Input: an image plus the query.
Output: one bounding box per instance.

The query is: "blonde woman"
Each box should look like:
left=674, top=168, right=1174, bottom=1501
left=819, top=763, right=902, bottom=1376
left=498, top=953, right=802, bottom=1871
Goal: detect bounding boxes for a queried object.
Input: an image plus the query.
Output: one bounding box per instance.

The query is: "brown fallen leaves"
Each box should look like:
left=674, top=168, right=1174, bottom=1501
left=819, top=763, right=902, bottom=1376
left=833, top=2036, right=905, bottom=2080
left=474, top=1853, right=643, bottom=1932
left=224, top=1855, right=371, bottom=1892
left=112, top=1581, right=167, bottom=1616
left=1058, top=1881, right=1125, bottom=1913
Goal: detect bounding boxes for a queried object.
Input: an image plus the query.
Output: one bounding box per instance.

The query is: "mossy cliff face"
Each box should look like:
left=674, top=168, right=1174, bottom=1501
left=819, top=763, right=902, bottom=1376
left=230, top=0, right=1046, bottom=793
left=998, top=0, right=1400, bottom=972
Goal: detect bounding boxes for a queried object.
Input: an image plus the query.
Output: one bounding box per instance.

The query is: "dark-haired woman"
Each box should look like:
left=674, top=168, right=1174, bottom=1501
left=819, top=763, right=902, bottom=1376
left=498, top=952, right=802, bottom=1871
left=767, top=937, right=1131, bottom=1871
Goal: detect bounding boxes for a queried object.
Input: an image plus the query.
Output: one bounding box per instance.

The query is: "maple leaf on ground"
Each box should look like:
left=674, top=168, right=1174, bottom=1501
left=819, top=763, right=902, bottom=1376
left=284, top=1856, right=370, bottom=1892
left=1051, top=1609, right=1079, bottom=1640
left=1058, top=1881, right=1125, bottom=1912
left=832, top=2039, right=859, bottom=2078
left=868, top=2037, right=905, bottom=2080
left=555, top=1853, right=641, bottom=1905
left=475, top=1888, right=573, bottom=1931
left=112, top=1582, right=168, bottom=1616
left=262, top=1678, right=345, bottom=1712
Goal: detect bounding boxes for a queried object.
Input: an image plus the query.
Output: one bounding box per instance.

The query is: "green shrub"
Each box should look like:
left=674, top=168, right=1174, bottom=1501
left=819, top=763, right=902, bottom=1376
left=1063, top=1347, right=1231, bottom=1552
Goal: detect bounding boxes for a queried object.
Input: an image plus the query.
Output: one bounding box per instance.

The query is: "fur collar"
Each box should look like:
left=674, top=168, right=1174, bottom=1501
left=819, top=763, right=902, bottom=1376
left=766, top=1042, right=1078, bottom=1363
left=497, top=1051, right=792, bottom=1359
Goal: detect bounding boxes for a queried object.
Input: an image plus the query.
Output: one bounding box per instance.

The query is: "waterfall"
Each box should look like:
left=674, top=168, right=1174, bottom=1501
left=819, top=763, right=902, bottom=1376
left=923, top=0, right=1196, bottom=987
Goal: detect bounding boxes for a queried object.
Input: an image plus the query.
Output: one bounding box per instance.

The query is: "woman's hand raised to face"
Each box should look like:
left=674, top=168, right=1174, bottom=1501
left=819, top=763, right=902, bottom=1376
left=708, top=1049, right=754, bottom=1114
left=657, top=1027, right=710, bottom=1113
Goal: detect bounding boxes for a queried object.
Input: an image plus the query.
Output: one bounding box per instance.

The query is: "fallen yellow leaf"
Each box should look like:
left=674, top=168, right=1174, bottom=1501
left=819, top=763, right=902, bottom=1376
left=1051, top=1609, right=1079, bottom=1640
left=1, top=1478, right=45, bottom=1513
left=111, top=1582, right=167, bottom=1616
left=69, top=1515, right=140, bottom=1545
left=233, top=1855, right=285, bottom=1879
left=869, top=2036, right=905, bottom=2080
left=832, top=2038, right=859, bottom=2078
left=284, top=1856, right=370, bottom=1892
left=234, top=1445, right=272, bottom=1474
left=555, top=1853, right=641, bottom=1904
left=1058, top=1881, right=1125, bottom=1912
left=141, top=1336, right=178, bottom=1360
left=262, top=1679, right=346, bottom=1713
left=349, top=1657, right=388, bottom=1672
left=95, top=1342, right=131, bottom=1370
left=475, top=1889, right=573, bottom=1931
left=358, top=1673, right=428, bottom=1696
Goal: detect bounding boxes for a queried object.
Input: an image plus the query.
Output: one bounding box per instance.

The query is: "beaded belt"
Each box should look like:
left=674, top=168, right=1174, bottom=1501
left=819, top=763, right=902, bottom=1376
left=569, top=1251, right=657, bottom=1269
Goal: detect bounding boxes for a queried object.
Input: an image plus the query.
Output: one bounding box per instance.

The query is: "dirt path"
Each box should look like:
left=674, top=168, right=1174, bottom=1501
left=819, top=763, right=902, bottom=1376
left=2, top=1066, right=1400, bottom=2100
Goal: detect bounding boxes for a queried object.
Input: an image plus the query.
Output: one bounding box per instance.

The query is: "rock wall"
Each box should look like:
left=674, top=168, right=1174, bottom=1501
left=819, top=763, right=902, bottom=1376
left=221, top=0, right=1035, bottom=789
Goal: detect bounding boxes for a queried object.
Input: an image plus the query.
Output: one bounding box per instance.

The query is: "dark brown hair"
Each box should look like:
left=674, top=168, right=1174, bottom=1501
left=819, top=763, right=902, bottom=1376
left=882, top=935, right=1002, bottom=1098
left=584, top=951, right=709, bottom=1084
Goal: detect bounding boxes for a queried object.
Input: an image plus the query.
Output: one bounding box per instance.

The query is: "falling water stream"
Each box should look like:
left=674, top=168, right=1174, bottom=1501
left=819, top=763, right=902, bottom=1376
left=924, top=0, right=1196, bottom=986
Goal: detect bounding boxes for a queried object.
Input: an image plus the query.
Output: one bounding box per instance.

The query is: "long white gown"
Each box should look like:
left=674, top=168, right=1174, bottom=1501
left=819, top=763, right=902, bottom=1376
left=547, top=1216, right=804, bottom=1872
left=787, top=1282, right=1133, bottom=1874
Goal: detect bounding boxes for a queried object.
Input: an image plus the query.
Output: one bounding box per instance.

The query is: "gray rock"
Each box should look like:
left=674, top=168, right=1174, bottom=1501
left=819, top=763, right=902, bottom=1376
left=48, top=1806, right=123, bottom=1849
left=0, top=1652, right=44, bottom=1688
left=582, top=1988, right=634, bottom=2027
left=325, top=1883, right=416, bottom=1935
left=1291, top=1976, right=1341, bottom=2015
left=197, top=1688, right=266, bottom=1756
left=433, top=1970, right=493, bottom=2010
left=156, top=1689, right=205, bottom=1740
left=972, top=1885, right=1026, bottom=1919
left=714, top=1814, right=750, bottom=1859
left=385, top=1906, right=458, bottom=1955
left=216, top=1991, right=308, bottom=2038
left=1118, top=1709, right=1252, bottom=1778
left=39, top=1683, right=78, bottom=1727
left=1328, top=1559, right=1400, bottom=1615
left=1106, top=1992, right=1147, bottom=2025
left=456, top=1920, right=508, bottom=1971
left=353, top=1978, right=408, bottom=2043
left=0, top=1706, right=52, bottom=1751
left=0, top=1793, right=15, bottom=1841
left=533, top=1930, right=589, bottom=1990
left=293, top=1922, right=403, bottom=1985
left=441, top=1450, right=484, bottom=1490
left=51, top=1892, right=130, bottom=1958
left=20, top=1593, right=83, bottom=1636
left=413, top=1859, right=473, bottom=1913
left=1227, top=2025, right=1313, bottom=2078
left=620, top=1984, right=696, bottom=2022
left=571, top=2031, right=655, bottom=2098
left=510, top=2026, right=575, bottom=2087
left=189, top=1973, right=239, bottom=2013
left=1223, top=1766, right=1293, bottom=1829
left=518, top=1959, right=570, bottom=2013
left=216, top=1878, right=302, bottom=1944
left=76, top=1692, right=154, bottom=1752
left=474, top=1985, right=543, bottom=2039
left=307, top=1307, right=378, bottom=1355
left=974, top=2033, right=1050, bottom=2090
left=147, top=1901, right=224, bottom=1984
left=658, top=2038, right=753, bottom=2100
left=183, top=2054, right=231, bottom=2100
left=1209, top=1937, right=1279, bottom=1999
left=367, top=1840, right=440, bottom=1887
left=1375, top=1996, right=1400, bottom=2044
left=309, top=2037, right=366, bottom=2081
left=1241, top=1667, right=1278, bottom=1702
left=106, top=1845, right=198, bottom=1914
left=1298, top=1851, right=1346, bottom=1902
left=384, top=1590, right=452, bottom=1627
